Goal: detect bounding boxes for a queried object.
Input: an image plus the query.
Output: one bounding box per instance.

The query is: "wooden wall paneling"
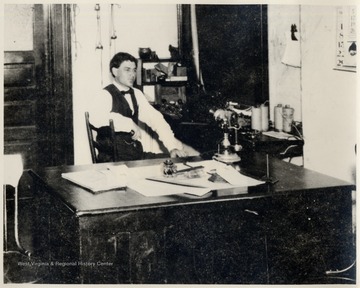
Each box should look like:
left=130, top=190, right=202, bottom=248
left=33, top=4, right=74, bottom=167
left=4, top=49, right=38, bottom=169
left=4, top=4, right=74, bottom=168
left=4, top=52, right=35, bottom=87
left=47, top=4, right=74, bottom=166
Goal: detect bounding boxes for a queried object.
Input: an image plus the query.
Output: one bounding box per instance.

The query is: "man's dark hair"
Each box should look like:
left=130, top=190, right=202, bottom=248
left=109, top=52, right=137, bottom=77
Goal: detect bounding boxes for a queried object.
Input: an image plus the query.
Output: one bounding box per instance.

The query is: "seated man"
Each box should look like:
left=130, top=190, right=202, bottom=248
left=88, top=52, right=193, bottom=162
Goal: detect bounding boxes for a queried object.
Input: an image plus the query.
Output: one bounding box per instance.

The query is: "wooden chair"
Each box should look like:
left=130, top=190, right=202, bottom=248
left=278, top=143, right=304, bottom=165
left=85, top=112, right=116, bottom=163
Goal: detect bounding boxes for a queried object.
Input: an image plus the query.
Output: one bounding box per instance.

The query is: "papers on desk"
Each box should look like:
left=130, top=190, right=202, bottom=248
left=61, top=165, right=128, bottom=193
left=129, top=179, right=211, bottom=197
left=62, top=161, right=265, bottom=197
left=125, top=162, right=211, bottom=197
left=128, top=160, right=264, bottom=197
left=262, top=131, right=299, bottom=140
left=185, top=160, right=265, bottom=187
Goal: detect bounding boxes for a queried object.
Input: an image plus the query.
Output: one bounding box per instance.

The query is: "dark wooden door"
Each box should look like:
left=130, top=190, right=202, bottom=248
left=4, top=4, right=73, bottom=169
left=196, top=5, right=268, bottom=106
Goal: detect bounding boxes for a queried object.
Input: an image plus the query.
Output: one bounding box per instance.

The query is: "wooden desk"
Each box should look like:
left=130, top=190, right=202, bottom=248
left=29, top=153, right=355, bottom=284
left=239, top=132, right=304, bottom=160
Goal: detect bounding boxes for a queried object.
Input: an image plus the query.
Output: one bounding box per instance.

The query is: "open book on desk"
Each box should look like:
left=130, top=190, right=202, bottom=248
left=61, top=165, right=128, bottom=194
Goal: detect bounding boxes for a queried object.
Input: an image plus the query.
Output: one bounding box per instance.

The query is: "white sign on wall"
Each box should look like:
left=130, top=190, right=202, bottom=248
left=335, top=6, right=356, bottom=72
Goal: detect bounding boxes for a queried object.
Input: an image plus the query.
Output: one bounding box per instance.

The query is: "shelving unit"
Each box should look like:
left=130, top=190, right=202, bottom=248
left=136, top=58, right=188, bottom=105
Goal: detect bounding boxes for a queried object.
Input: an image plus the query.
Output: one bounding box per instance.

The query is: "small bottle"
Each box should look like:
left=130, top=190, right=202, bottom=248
left=283, top=105, right=294, bottom=133
left=162, top=159, right=177, bottom=177
left=274, top=104, right=283, bottom=132
left=260, top=103, right=269, bottom=132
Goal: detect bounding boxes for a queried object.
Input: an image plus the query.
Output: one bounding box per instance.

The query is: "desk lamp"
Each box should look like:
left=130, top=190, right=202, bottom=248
left=3, top=154, right=31, bottom=256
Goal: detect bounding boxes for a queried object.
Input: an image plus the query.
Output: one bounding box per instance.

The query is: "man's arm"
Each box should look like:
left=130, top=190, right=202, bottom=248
left=89, top=89, right=138, bottom=133
left=134, top=89, right=185, bottom=154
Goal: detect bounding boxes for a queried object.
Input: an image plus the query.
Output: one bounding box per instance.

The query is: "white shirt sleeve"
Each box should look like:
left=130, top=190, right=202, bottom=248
left=88, top=89, right=137, bottom=133
left=89, top=86, right=183, bottom=153
left=134, top=88, right=183, bottom=152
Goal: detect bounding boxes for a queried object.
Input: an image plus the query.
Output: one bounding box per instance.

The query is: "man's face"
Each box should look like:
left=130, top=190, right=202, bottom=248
left=112, top=60, right=137, bottom=88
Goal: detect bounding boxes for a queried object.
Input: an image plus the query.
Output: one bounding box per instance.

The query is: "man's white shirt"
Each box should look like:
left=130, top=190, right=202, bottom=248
left=88, top=81, right=183, bottom=153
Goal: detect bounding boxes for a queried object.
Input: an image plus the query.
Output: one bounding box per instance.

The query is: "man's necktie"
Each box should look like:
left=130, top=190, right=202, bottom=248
left=120, top=89, right=132, bottom=96
left=119, top=88, right=138, bottom=123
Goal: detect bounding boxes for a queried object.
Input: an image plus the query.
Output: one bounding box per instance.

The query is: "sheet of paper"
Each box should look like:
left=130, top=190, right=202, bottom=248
left=62, top=169, right=127, bottom=193
left=262, top=131, right=299, bottom=140
left=108, top=163, right=189, bottom=182
left=185, top=159, right=265, bottom=186
left=128, top=179, right=212, bottom=197
left=184, top=159, right=227, bottom=172
left=126, top=160, right=265, bottom=197
left=216, top=165, right=264, bottom=186
left=107, top=164, right=129, bottom=177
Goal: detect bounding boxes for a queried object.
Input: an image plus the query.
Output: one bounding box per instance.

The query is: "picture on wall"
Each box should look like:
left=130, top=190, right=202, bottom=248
left=335, top=6, right=356, bottom=72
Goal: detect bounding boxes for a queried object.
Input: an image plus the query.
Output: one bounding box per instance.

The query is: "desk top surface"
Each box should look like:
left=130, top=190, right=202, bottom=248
left=30, top=153, right=354, bottom=216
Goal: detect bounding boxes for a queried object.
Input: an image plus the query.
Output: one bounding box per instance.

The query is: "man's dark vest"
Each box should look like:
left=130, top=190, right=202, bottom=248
left=104, top=84, right=139, bottom=123
left=96, top=84, right=143, bottom=162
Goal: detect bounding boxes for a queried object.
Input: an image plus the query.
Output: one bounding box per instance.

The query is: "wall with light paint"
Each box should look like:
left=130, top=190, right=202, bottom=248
left=4, top=4, right=34, bottom=51
left=300, top=5, right=356, bottom=183
left=268, top=5, right=302, bottom=123
left=72, top=4, right=178, bottom=164
left=269, top=5, right=356, bottom=183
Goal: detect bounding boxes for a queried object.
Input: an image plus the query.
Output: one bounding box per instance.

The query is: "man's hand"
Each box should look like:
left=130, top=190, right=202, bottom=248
left=170, top=148, right=187, bottom=158
left=130, top=125, right=141, bottom=140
